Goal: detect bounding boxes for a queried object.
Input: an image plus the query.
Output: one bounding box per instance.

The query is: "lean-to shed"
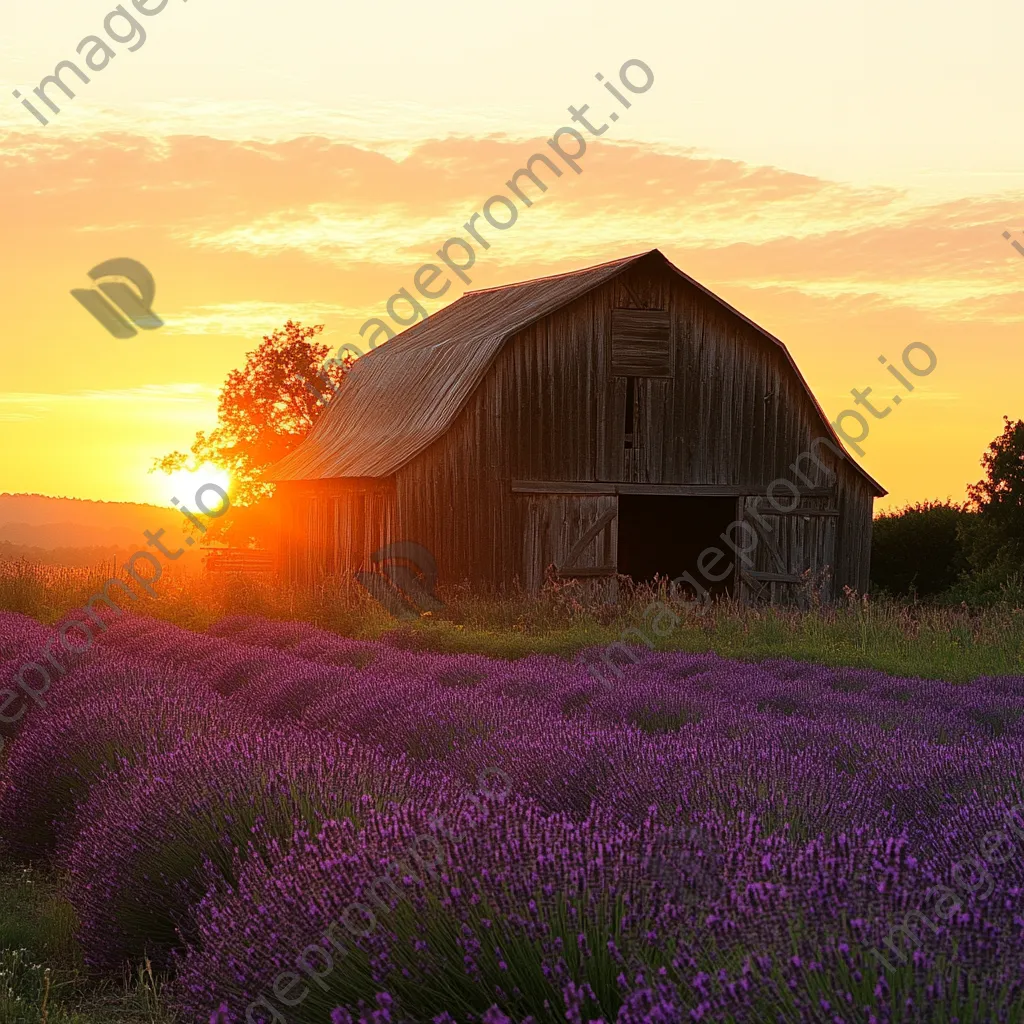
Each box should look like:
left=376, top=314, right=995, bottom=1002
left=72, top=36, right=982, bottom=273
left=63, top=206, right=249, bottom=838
left=267, top=249, right=885, bottom=602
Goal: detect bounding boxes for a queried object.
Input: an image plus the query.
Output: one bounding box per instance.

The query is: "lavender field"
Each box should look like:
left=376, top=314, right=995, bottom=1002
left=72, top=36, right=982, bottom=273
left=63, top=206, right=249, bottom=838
left=1, top=609, right=1023, bottom=1024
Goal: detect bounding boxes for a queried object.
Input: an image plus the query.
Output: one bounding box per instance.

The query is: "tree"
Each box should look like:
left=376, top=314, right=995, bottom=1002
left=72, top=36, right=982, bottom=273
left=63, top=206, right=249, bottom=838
left=958, top=417, right=1024, bottom=602
left=153, top=320, right=351, bottom=545
left=967, top=416, right=1024, bottom=542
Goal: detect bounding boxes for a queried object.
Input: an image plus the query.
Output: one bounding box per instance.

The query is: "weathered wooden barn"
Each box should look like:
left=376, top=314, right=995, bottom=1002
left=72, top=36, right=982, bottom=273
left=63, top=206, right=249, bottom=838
left=267, top=249, right=885, bottom=602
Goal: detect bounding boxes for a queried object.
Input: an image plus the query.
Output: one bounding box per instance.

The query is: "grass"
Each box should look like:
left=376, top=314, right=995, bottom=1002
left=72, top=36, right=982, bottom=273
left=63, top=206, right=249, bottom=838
left=0, top=868, right=175, bottom=1024
left=2, top=556, right=1023, bottom=683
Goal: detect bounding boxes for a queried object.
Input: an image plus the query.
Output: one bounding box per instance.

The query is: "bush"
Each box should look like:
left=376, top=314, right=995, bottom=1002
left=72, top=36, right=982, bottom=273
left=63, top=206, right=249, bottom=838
left=870, top=500, right=971, bottom=598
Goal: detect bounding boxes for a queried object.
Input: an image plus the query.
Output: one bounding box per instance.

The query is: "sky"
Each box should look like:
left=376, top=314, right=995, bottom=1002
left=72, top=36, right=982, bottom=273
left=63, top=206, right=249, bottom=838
left=1, top=0, right=1022, bottom=510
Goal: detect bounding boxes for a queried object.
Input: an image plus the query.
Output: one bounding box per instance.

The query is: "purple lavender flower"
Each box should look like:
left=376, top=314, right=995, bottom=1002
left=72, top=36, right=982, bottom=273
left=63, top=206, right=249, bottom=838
left=0, top=613, right=1020, bottom=1021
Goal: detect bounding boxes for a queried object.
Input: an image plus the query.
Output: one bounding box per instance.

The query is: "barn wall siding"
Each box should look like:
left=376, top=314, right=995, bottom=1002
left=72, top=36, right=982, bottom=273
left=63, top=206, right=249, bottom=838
left=276, top=479, right=397, bottom=584
left=284, top=258, right=879, bottom=598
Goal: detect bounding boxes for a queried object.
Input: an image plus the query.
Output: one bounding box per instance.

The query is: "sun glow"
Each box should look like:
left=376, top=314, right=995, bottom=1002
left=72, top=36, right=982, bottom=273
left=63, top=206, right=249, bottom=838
left=158, top=464, right=232, bottom=511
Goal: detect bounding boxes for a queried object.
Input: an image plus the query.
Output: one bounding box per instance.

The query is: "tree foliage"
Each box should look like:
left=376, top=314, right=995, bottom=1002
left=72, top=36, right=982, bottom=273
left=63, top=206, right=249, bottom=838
left=153, top=321, right=350, bottom=545
left=870, top=418, right=1024, bottom=603
left=966, top=416, right=1024, bottom=542
left=957, top=416, right=1024, bottom=602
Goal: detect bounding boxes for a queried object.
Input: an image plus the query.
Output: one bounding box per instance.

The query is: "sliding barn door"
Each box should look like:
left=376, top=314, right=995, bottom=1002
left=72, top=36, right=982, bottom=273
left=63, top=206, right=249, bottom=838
left=736, top=494, right=839, bottom=605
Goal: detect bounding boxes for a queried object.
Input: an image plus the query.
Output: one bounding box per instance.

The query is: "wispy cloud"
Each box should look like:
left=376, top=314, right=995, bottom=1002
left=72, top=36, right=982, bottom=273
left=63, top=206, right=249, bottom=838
left=74, top=384, right=220, bottom=402
left=1, top=127, right=1020, bottom=507
left=0, top=384, right=218, bottom=422
left=161, top=303, right=365, bottom=336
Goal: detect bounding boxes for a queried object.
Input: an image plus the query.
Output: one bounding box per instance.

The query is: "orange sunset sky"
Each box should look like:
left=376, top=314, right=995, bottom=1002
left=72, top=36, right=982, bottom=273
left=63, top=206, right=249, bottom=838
left=2, top=0, right=1022, bottom=511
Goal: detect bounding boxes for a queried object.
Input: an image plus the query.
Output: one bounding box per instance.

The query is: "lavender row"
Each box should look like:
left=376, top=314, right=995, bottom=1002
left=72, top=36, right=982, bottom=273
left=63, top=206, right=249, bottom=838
left=0, top=610, right=1021, bottom=1021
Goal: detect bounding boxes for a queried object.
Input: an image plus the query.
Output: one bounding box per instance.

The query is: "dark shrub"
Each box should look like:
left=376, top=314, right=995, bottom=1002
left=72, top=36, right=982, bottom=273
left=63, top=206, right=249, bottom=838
left=870, top=500, right=971, bottom=598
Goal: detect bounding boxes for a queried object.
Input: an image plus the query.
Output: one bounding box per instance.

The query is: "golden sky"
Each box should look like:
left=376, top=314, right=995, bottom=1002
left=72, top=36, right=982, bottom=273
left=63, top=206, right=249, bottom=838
left=2, top=0, right=1022, bottom=510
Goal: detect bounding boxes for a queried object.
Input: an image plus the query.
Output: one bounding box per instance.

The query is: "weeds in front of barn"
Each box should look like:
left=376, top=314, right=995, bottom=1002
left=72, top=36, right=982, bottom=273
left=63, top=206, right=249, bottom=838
left=1, top=556, right=1022, bottom=683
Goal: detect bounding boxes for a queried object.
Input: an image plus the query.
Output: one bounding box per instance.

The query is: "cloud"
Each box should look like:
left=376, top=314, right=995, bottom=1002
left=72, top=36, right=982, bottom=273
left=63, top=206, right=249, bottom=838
left=6, top=129, right=1024, bottom=328
left=1, top=125, right=1020, bottom=509
left=74, top=384, right=220, bottom=402
left=0, top=384, right=218, bottom=422
left=160, top=303, right=365, bottom=337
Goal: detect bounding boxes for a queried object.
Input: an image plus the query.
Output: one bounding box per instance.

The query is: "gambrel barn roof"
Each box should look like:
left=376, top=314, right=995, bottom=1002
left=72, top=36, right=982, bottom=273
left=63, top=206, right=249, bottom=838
left=268, top=249, right=885, bottom=496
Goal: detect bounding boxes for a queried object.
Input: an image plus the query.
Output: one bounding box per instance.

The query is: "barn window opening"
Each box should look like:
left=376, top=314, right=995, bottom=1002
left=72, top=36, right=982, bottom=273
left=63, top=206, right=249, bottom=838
left=617, top=495, right=737, bottom=597
left=624, top=376, right=637, bottom=449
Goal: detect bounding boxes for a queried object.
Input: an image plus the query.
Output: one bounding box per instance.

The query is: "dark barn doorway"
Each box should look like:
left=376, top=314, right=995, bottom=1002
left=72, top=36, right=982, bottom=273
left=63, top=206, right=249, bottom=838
left=617, top=496, right=737, bottom=597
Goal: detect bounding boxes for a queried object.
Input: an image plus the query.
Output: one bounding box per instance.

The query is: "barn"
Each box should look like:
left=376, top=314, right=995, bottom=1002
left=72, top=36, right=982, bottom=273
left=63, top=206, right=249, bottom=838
left=266, top=249, right=885, bottom=603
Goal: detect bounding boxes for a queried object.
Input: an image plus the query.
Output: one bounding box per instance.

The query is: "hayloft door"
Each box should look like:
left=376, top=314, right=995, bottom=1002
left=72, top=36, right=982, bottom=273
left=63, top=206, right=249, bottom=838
left=600, top=308, right=674, bottom=484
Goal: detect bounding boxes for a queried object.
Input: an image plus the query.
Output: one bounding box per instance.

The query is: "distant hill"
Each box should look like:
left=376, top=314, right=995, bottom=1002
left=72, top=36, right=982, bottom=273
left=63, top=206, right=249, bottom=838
left=0, top=494, right=199, bottom=565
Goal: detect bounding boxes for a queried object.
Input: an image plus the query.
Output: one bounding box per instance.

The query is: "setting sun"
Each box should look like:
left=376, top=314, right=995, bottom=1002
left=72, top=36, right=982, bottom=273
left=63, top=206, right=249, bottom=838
left=156, top=463, right=232, bottom=511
